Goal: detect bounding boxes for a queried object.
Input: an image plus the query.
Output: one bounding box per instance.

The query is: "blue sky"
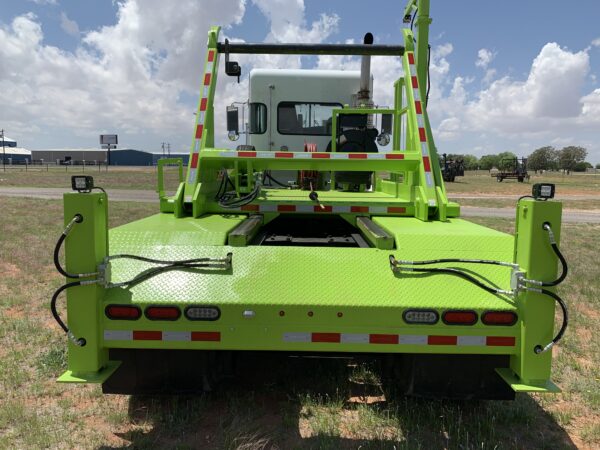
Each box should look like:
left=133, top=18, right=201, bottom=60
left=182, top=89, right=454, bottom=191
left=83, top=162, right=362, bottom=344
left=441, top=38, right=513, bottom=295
left=1, top=0, right=599, bottom=163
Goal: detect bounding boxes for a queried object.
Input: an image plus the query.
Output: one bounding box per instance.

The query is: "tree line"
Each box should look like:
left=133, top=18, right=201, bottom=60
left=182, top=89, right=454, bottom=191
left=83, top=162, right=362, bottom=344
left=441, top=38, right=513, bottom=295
left=443, top=146, right=596, bottom=173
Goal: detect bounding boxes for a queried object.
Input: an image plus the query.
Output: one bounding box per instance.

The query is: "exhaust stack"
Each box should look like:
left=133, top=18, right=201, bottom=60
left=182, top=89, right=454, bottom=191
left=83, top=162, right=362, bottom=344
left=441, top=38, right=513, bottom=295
left=358, top=32, right=374, bottom=102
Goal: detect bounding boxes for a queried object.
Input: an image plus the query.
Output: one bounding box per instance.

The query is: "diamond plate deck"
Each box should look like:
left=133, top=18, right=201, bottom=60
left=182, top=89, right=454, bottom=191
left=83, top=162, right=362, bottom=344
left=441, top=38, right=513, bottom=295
left=106, top=214, right=516, bottom=312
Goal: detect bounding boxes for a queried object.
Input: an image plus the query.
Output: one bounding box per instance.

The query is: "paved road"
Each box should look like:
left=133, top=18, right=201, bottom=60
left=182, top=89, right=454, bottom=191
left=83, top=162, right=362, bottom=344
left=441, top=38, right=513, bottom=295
left=2, top=187, right=600, bottom=223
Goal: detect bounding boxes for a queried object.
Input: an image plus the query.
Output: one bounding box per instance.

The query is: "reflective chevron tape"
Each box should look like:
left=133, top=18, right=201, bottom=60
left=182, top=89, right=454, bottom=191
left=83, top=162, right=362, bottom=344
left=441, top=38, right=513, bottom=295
left=282, top=332, right=515, bottom=347
left=188, top=49, right=217, bottom=184
left=104, top=330, right=220, bottom=342
left=218, top=151, right=404, bottom=160
left=237, top=204, right=407, bottom=214
left=407, top=52, right=434, bottom=188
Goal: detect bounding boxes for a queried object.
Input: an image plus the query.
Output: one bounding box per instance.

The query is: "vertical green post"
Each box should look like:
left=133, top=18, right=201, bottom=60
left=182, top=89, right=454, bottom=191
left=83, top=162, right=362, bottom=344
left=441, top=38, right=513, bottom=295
left=58, top=192, right=118, bottom=383
left=511, top=199, right=562, bottom=386
left=393, top=77, right=404, bottom=151
left=415, top=0, right=431, bottom=103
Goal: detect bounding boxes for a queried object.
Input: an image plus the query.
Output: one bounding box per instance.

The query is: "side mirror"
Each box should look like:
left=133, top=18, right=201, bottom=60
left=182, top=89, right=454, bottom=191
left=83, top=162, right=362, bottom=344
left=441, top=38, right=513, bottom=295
left=227, top=105, right=239, bottom=141
left=381, top=114, right=393, bottom=134
left=377, top=114, right=392, bottom=146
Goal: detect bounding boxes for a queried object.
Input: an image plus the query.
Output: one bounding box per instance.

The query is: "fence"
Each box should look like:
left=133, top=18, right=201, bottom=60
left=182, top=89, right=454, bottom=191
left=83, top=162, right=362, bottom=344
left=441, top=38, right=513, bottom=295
left=1, top=159, right=109, bottom=172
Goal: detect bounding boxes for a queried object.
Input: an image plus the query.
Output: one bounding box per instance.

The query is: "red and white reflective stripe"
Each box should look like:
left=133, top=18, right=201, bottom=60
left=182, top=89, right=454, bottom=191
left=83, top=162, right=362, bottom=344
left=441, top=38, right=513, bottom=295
left=104, top=330, right=221, bottom=342
left=282, top=332, right=515, bottom=347
left=188, top=49, right=216, bottom=184
left=407, top=52, right=434, bottom=188
left=237, top=204, right=407, bottom=214
left=218, top=151, right=404, bottom=160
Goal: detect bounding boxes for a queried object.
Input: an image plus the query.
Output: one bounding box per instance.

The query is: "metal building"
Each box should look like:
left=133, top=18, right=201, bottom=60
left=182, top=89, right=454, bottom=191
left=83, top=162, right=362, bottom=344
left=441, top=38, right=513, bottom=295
left=30, top=148, right=189, bottom=166
left=1, top=147, right=31, bottom=163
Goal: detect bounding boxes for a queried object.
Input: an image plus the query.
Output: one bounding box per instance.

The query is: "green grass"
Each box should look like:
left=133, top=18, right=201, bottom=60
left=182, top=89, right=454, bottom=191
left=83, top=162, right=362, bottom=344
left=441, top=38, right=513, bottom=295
left=0, top=165, right=182, bottom=191
left=446, top=170, right=600, bottom=196
left=452, top=198, right=600, bottom=210
left=0, top=196, right=598, bottom=449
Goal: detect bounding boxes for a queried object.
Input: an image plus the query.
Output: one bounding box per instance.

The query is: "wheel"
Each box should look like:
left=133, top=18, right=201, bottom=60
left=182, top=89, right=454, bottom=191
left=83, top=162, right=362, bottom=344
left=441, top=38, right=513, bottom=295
left=518, top=177, right=524, bottom=182
left=497, top=176, right=503, bottom=182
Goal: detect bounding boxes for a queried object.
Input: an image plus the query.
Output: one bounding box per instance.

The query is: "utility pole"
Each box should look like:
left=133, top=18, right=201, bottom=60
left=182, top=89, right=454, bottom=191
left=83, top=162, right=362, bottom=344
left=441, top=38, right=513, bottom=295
left=1, top=129, right=5, bottom=172
left=167, top=143, right=171, bottom=157
left=161, top=142, right=166, bottom=158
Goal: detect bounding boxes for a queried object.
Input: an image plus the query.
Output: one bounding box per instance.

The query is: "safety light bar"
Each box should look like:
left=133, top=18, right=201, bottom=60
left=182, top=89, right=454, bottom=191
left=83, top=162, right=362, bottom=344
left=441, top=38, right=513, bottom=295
left=105, top=305, right=141, bottom=320
left=185, top=306, right=221, bottom=321
left=482, top=311, right=518, bottom=326
left=145, top=306, right=181, bottom=321
left=442, top=310, right=478, bottom=325
left=71, top=175, right=94, bottom=193
left=403, top=309, right=439, bottom=325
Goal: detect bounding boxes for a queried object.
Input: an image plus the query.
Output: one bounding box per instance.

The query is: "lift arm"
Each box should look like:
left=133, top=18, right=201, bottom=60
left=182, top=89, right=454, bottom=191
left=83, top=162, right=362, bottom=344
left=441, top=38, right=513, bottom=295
left=403, top=0, right=431, bottom=103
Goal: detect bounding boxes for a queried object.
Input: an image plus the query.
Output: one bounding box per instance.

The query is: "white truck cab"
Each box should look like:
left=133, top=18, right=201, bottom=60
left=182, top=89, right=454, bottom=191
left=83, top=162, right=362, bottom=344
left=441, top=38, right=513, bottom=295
left=245, top=69, right=372, bottom=153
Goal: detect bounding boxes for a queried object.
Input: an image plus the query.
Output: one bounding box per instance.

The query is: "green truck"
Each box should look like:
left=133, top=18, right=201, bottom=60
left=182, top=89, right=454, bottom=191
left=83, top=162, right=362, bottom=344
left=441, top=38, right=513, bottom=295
left=52, top=0, right=567, bottom=399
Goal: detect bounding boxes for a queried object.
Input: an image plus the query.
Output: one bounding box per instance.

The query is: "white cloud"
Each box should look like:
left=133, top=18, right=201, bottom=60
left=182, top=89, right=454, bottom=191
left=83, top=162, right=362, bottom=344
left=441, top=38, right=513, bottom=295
left=59, top=12, right=79, bottom=37
left=252, top=0, right=339, bottom=44
left=592, top=38, right=600, bottom=48
left=466, top=43, right=590, bottom=126
left=475, top=48, right=495, bottom=69
left=0, top=1, right=247, bottom=150
left=429, top=42, right=600, bottom=160
left=28, top=0, right=57, bottom=5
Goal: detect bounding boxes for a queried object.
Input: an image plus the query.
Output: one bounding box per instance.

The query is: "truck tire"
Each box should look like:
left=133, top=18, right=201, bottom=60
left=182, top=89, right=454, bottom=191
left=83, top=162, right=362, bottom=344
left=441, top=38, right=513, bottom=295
left=497, top=176, right=503, bottom=182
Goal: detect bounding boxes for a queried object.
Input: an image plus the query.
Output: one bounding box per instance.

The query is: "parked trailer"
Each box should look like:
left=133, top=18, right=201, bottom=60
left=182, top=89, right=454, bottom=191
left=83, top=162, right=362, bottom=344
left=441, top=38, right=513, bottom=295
left=495, top=157, right=530, bottom=182
left=52, top=0, right=567, bottom=399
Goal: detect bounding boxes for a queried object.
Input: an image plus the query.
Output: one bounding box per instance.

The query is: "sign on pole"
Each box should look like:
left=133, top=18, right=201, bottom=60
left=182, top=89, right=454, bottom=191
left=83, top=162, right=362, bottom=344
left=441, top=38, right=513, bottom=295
left=100, top=134, right=118, bottom=165
left=100, top=134, right=118, bottom=148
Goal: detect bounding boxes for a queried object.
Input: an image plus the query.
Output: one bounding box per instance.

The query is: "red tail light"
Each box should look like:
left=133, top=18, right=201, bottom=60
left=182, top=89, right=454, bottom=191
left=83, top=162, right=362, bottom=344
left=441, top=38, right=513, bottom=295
left=145, top=306, right=181, bottom=321
left=105, top=305, right=141, bottom=320
left=482, top=311, right=518, bottom=326
left=442, top=310, right=478, bottom=325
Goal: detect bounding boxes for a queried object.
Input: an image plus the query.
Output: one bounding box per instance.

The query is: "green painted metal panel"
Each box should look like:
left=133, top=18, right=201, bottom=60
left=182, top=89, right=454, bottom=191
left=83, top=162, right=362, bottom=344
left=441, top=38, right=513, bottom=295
left=63, top=192, right=110, bottom=376
left=106, top=214, right=515, bottom=311
left=58, top=361, right=121, bottom=384
left=510, top=200, right=562, bottom=385
left=496, top=368, right=560, bottom=393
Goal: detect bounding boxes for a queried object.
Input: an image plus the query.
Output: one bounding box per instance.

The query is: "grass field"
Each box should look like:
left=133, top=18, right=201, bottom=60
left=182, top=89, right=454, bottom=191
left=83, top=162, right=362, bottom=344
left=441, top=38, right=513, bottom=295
left=0, top=166, right=180, bottom=191
left=0, top=195, right=598, bottom=449
left=1, top=167, right=599, bottom=200
left=451, top=198, right=600, bottom=210
left=445, top=171, right=600, bottom=196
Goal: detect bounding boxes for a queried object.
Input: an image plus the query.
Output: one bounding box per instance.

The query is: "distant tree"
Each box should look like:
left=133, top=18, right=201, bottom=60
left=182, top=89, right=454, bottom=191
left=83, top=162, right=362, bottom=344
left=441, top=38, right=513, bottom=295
left=443, top=154, right=478, bottom=170
left=461, top=154, right=479, bottom=170
left=574, top=161, right=592, bottom=172
left=497, top=151, right=518, bottom=170
left=479, top=154, right=500, bottom=170
left=558, top=146, right=587, bottom=173
left=528, top=146, right=558, bottom=172
left=596, top=163, right=600, bottom=170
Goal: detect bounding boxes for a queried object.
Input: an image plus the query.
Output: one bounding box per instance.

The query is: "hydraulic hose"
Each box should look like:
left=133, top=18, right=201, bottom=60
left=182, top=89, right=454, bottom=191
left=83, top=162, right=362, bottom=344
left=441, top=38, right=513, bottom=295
left=540, top=223, right=568, bottom=286
left=390, top=258, right=512, bottom=296
left=107, top=253, right=232, bottom=289
left=533, top=288, right=568, bottom=354
left=53, top=214, right=98, bottom=279
left=390, top=256, right=517, bottom=268
left=50, top=280, right=97, bottom=346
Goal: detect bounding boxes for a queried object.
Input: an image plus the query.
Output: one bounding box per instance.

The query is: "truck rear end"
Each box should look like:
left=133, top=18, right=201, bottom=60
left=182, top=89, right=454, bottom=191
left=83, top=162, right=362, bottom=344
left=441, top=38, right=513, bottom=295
left=53, top=8, right=567, bottom=400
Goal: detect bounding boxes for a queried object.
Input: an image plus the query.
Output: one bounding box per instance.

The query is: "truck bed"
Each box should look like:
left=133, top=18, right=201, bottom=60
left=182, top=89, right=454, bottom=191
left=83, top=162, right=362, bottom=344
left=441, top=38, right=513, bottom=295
left=106, top=213, right=515, bottom=312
